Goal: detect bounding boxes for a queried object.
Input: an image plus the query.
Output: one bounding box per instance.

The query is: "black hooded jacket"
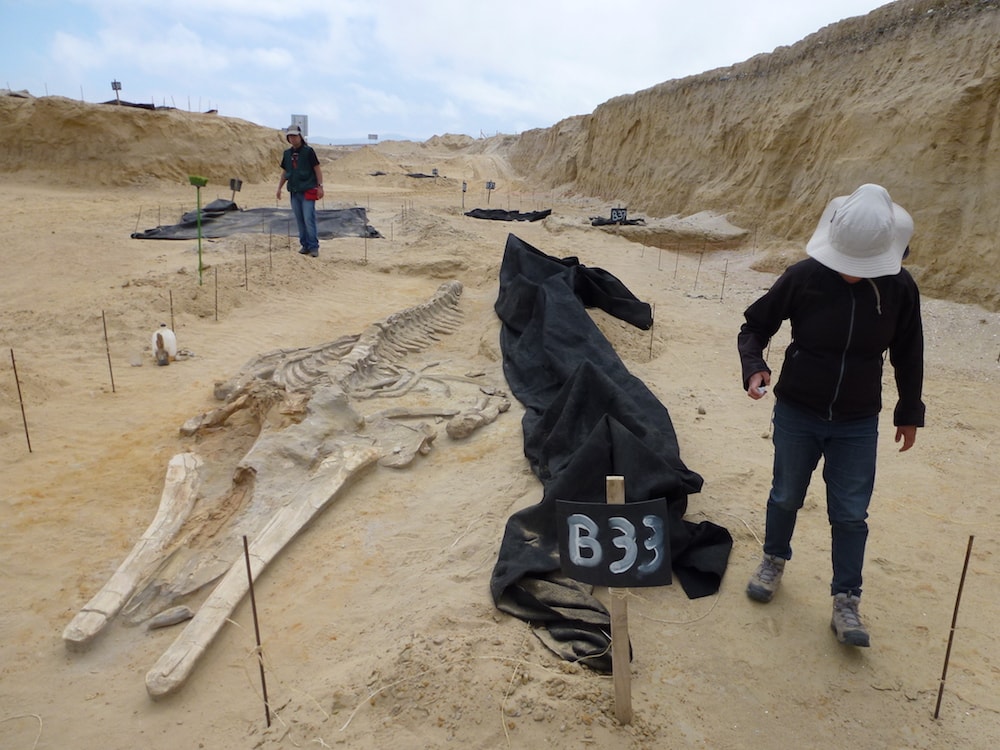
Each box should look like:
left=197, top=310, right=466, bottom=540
left=738, top=258, right=925, bottom=427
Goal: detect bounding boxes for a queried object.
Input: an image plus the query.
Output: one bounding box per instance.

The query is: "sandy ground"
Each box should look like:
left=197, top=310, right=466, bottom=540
left=2, top=140, right=999, bottom=749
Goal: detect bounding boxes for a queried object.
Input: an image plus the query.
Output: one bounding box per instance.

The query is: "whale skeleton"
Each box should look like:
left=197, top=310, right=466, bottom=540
left=62, top=280, right=510, bottom=698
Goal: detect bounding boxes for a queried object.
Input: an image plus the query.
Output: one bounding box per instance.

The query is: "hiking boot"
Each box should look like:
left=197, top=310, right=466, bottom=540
left=831, top=593, right=870, bottom=647
left=298, top=247, right=311, bottom=255
left=746, top=554, right=785, bottom=602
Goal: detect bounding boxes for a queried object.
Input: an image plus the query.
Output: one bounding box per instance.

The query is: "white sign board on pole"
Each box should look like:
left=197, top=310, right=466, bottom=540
left=290, top=114, right=309, bottom=137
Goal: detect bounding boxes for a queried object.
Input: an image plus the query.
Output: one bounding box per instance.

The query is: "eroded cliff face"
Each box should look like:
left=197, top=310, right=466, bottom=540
left=510, top=0, right=1000, bottom=309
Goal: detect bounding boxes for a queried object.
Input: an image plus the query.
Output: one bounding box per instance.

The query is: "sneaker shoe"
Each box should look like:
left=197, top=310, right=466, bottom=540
left=746, top=554, right=785, bottom=602
left=831, top=593, right=870, bottom=647
left=309, top=250, right=319, bottom=257
left=298, top=247, right=310, bottom=255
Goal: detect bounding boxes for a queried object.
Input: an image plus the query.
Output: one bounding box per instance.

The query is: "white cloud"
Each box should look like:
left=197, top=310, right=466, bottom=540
left=15, top=0, right=892, bottom=139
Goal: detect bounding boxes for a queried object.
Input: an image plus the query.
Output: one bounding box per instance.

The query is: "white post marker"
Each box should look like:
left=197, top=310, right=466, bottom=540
left=606, top=475, right=633, bottom=725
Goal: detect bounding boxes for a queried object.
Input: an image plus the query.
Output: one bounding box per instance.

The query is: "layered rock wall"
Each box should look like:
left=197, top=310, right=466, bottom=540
left=511, top=0, right=1000, bottom=308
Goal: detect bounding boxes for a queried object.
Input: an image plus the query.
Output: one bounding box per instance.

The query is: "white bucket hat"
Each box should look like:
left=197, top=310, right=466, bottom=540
left=806, top=184, right=913, bottom=278
left=284, top=124, right=303, bottom=141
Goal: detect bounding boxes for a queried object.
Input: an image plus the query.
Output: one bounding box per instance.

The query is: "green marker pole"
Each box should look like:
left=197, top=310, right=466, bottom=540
left=196, top=184, right=203, bottom=284
left=189, top=175, right=208, bottom=285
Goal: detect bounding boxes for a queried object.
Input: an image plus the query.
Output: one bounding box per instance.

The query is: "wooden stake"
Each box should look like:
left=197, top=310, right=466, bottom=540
left=242, top=536, right=271, bottom=728
left=720, top=259, right=729, bottom=302
left=169, top=290, right=175, bottom=332
left=934, top=535, right=975, bottom=719
left=101, top=310, right=116, bottom=393
left=10, top=348, right=32, bottom=453
left=214, top=267, right=219, bottom=322
left=606, top=475, right=633, bottom=725
left=693, top=252, right=704, bottom=292
left=244, top=244, right=249, bottom=290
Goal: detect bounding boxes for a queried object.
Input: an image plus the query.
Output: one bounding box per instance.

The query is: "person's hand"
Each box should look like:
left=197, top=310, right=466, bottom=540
left=747, top=371, right=770, bottom=400
left=276, top=188, right=282, bottom=199
left=895, top=425, right=917, bottom=452
left=316, top=186, right=324, bottom=199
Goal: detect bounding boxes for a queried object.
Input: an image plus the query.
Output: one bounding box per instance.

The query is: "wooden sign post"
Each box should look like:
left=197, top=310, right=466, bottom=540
left=556, top=478, right=672, bottom=726
left=607, top=476, right=633, bottom=725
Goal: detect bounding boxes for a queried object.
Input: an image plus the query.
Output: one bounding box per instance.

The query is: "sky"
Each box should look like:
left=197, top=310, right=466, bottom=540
left=0, top=0, right=891, bottom=142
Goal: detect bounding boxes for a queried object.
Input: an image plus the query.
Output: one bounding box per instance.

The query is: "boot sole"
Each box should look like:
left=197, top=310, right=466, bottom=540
left=746, top=584, right=775, bottom=603
left=831, top=622, right=870, bottom=647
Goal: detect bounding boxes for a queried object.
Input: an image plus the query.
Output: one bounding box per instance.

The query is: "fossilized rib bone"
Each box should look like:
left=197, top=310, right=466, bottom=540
left=64, top=279, right=510, bottom=698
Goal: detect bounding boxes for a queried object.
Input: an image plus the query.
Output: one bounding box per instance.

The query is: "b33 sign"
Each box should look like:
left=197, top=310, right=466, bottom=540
left=556, top=498, right=672, bottom=587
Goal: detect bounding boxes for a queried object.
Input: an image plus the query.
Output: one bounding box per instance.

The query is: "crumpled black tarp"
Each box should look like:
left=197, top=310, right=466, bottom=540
left=465, top=208, right=552, bottom=222
left=491, top=233, right=732, bottom=672
left=590, top=216, right=646, bottom=226
left=131, top=199, right=381, bottom=240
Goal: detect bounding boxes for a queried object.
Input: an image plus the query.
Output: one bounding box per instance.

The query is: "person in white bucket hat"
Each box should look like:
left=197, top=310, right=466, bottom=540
left=805, top=183, right=914, bottom=278
left=736, top=183, right=925, bottom=648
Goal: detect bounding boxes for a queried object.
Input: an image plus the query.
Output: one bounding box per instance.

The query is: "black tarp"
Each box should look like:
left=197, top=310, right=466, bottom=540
left=491, top=233, right=732, bottom=672
left=590, top=216, right=646, bottom=226
left=131, top=199, right=381, bottom=240
left=465, top=208, right=552, bottom=222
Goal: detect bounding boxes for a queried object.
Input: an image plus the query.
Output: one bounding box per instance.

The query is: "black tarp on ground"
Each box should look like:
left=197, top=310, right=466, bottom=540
left=131, top=199, right=381, bottom=240
left=465, top=208, right=552, bottom=222
left=491, top=233, right=732, bottom=672
left=590, top=216, right=646, bottom=226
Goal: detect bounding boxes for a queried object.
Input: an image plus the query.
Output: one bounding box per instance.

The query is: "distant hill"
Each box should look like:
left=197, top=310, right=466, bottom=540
left=310, top=134, right=418, bottom=146
left=0, top=94, right=281, bottom=186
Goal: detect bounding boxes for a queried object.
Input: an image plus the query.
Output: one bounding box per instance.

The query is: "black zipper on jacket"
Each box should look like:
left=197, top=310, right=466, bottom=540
left=827, top=287, right=857, bottom=420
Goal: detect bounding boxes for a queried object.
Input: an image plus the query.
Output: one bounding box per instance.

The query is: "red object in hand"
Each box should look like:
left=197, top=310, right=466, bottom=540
left=304, top=188, right=319, bottom=201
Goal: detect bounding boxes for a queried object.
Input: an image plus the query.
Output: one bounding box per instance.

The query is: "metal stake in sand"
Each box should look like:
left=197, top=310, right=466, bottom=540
left=10, top=349, right=32, bottom=453
left=934, top=535, right=975, bottom=719
left=648, top=303, right=655, bottom=360
left=242, top=536, right=271, bottom=728
left=101, top=310, right=116, bottom=393
left=606, top=476, right=633, bottom=725
left=188, top=175, right=208, bottom=285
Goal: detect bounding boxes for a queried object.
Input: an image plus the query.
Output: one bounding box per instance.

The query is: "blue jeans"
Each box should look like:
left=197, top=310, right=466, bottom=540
left=763, top=399, right=878, bottom=597
left=289, top=192, right=319, bottom=251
